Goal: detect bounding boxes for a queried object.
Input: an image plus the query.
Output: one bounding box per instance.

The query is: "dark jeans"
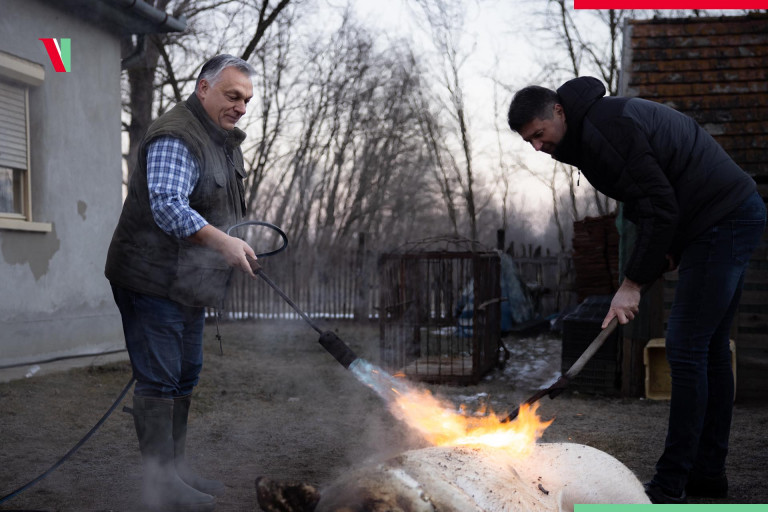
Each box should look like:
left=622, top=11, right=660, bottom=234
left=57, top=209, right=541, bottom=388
left=653, top=191, right=766, bottom=494
left=112, top=285, right=206, bottom=398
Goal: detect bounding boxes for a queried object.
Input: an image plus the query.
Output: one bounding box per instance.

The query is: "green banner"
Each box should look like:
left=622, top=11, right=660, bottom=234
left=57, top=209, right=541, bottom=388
left=575, top=505, right=768, bottom=512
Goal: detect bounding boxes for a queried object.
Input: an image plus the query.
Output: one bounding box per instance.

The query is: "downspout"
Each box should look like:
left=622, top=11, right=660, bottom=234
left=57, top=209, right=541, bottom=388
left=114, top=0, right=187, bottom=70
left=113, top=0, right=187, bottom=32
left=121, top=34, right=146, bottom=70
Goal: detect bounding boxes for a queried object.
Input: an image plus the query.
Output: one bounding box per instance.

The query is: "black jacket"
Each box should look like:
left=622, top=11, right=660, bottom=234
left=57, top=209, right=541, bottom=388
left=553, top=76, right=756, bottom=284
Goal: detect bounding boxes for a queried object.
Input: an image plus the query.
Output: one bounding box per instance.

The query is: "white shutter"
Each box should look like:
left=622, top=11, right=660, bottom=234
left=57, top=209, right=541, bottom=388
left=0, top=80, right=28, bottom=170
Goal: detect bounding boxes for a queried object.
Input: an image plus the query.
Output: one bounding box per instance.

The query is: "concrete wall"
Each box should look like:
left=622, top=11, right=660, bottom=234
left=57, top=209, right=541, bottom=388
left=0, top=0, right=125, bottom=376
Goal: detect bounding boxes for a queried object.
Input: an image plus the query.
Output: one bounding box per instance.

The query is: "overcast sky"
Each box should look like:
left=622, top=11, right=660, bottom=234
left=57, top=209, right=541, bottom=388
left=347, top=0, right=572, bottom=229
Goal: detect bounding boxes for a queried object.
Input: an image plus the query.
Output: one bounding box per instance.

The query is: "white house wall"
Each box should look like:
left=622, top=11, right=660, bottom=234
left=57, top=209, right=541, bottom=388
left=0, top=0, right=125, bottom=376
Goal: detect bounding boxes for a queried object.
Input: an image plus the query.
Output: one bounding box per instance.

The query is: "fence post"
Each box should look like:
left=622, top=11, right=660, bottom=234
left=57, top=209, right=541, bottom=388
left=354, top=232, right=368, bottom=321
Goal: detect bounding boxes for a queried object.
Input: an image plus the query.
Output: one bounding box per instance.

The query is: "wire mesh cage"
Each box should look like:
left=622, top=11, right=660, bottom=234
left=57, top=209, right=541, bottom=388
left=378, top=239, right=502, bottom=384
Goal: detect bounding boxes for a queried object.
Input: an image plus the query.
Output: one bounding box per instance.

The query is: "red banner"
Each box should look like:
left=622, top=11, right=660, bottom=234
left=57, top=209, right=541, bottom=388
left=575, top=0, right=767, bottom=7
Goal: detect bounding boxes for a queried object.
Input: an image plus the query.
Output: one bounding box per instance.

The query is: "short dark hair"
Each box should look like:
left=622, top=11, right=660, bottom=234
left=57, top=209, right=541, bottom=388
left=507, top=85, right=559, bottom=133
left=196, top=54, right=255, bottom=89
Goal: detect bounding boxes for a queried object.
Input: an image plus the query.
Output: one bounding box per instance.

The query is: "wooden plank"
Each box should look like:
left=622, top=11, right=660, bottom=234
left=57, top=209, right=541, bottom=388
left=734, top=332, right=768, bottom=350
left=738, top=350, right=768, bottom=370
left=630, top=17, right=768, bottom=39
left=682, top=108, right=766, bottom=125
left=714, top=135, right=768, bottom=151
left=736, top=346, right=768, bottom=399
left=631, top=54, right=768, bottom=73
left=737, top=310, right=768, bottom=330
left=739, top=288, right=768, bottom=305
left=745, top=267, right=768, bottom=282
left=639, top=93, right=768, bottom=110
left=631, top=45, right=768, bottom=63
left=631, top=33, right=768, bottom=51
left=629, top=80, right=768, bottom=98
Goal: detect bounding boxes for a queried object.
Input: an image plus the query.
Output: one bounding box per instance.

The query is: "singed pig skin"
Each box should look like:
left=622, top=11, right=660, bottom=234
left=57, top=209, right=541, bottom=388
left=315, top=443, right=650, bottom=512
left=316, top=446, right=550, bottom=512
left=256, top=442, right=650, bottom=512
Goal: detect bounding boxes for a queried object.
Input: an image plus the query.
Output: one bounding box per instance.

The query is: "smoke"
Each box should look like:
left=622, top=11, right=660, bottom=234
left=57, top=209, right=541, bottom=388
left=140, top=457, right=174, bottom=509
left=348, top=358, right=461, bottom=448
left=341, top=358, right=431, bottom=447
left=348, top=359, right=410, bottom=401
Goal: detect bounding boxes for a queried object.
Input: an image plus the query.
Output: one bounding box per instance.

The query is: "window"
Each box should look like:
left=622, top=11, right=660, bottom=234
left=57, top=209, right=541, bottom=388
left=0, top=80, right=28, bottom=216
left=0, top=50, right=50, bottom=232
left=0, top=167, right=24, bottom=214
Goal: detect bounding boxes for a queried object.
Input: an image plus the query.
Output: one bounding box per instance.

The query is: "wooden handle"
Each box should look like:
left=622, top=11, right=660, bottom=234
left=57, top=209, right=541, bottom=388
left=563, top=317, right=618, bottom=379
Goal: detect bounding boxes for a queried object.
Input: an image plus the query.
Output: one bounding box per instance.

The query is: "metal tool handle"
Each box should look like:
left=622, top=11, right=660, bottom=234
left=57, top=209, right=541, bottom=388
left=225, top=221, right=360, bottom=369
left=500, top=318, right=620, bottom=423
left=501, top=287, right=648, bottom=423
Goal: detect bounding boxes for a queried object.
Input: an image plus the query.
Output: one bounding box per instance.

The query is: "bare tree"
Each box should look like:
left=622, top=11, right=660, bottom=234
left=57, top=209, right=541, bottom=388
left=415, top=88, right=460, bottom=237
left=121, top=0, right=293, bottom=184
left=409, top=0, right=483, bottom=242
left=250, top=13, right=444, bottom=254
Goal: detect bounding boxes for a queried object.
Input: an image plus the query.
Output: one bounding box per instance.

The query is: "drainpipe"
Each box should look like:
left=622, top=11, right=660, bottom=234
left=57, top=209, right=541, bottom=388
left=113, top=0, right=187, bottom=33
left=114, top=0, right=187, bottom=70
left=121, top=34, right=146, bottom=70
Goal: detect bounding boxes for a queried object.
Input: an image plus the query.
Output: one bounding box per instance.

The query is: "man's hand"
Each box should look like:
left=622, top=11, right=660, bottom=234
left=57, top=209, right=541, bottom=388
left=188, top=224, right=258, bottom=278
left=602, top=278, right=643, bottom=329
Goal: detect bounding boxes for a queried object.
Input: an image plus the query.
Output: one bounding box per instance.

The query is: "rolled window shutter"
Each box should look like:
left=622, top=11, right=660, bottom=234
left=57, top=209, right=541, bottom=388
left=0, top=80, right=27, bottom=170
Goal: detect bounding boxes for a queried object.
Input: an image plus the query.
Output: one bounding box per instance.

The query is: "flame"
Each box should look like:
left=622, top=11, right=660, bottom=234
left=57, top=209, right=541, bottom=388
left=349, top=359, right=553, bottom=458
left=389, top=387, right=552, bottom=458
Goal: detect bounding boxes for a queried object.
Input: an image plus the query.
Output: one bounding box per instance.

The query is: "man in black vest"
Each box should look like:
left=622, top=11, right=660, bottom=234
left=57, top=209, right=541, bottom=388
left=507, top=77, right=765, bottom=504
left=106, top=55, right=257, bottom=512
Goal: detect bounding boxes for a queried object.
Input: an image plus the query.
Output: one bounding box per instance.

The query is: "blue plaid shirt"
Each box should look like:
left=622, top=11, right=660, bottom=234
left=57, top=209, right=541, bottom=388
left=146, top=136, right=208, bottom=238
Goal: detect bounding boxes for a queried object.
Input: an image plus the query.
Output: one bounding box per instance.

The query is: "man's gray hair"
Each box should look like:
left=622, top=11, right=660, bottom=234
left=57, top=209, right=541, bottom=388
left=196, top=54, right=255, bottom=89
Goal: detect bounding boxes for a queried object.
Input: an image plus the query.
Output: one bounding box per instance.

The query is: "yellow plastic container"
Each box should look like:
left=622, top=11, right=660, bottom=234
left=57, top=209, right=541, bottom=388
left=643, top=338, right=736, bottom=400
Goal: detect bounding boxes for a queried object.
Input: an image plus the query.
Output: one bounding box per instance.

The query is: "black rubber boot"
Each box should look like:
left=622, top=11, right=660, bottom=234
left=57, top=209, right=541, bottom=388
left=132, top=395, right=216, bottom=511
left=173, top=395, right=226, bottom=497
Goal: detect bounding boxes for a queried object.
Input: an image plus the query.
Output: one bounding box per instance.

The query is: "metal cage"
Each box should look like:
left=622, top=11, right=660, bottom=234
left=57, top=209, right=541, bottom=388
left=378, top=249, right=502, bottom=384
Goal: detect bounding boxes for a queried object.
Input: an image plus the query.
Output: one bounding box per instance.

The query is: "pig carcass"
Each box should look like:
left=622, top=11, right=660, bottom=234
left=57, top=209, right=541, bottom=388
left=256, top=442, right=650, bottom=512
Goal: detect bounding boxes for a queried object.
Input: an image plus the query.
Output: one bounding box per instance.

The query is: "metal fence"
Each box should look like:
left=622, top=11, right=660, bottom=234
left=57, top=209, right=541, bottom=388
left=216, top=248, right=574, bottom=323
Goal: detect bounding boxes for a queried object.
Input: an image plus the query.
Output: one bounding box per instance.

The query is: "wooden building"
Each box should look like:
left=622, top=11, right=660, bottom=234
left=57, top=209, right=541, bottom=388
left=619, top=13, right=768, bottom=400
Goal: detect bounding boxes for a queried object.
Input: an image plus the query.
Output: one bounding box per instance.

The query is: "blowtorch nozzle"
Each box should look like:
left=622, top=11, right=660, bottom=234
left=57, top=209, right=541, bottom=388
left=318, top=331, right=359, bottom=369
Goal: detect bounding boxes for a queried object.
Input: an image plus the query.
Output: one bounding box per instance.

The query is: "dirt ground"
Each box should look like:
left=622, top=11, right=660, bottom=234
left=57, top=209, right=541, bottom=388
left=1, top=319, right=767, bottom=511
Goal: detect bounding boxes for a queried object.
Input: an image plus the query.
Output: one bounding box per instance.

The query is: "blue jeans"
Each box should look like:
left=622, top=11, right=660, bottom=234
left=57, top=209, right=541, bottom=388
left=111, top=285, right=206, bottom=398
left=653, top=191, right=766, bottom=494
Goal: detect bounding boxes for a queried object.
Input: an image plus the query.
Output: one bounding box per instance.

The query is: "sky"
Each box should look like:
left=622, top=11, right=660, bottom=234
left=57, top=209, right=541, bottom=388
left=347, top=0, right=570, bottom=231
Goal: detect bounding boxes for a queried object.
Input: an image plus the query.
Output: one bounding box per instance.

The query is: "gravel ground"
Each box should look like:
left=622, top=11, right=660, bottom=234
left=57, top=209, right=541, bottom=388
left=1, top=320, right=766, bottom=511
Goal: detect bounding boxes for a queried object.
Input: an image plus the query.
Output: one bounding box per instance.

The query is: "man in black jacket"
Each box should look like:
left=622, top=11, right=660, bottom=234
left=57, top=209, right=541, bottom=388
left=507, top=76, right=765, bottom=504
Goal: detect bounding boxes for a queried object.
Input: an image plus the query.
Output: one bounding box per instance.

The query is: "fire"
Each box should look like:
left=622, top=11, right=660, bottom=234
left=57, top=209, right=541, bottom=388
left=349, top=359, right=553, bottom=458
left=389, top=387, right=552, bottom=458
